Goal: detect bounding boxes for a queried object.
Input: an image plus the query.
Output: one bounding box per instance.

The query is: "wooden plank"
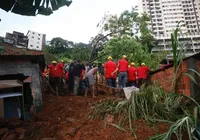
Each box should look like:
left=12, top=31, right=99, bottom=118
left=97, top=83, right=118, bottom=95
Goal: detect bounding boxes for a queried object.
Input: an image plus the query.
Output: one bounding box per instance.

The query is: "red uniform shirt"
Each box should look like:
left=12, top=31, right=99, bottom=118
left=65, top=72, right=69, bottom=80
left=80, top=70, right=85, bottom=80
left=118, top=59, right=128, bottom=72
left=127, top=67, right=137, bottom=81
left=137, top=66, right=150, bottom=79
left=49, top=64, right=57, bottom=77
left=56, top=62, right=64, bottom=78
left=104, top=60, right=117, bottom=79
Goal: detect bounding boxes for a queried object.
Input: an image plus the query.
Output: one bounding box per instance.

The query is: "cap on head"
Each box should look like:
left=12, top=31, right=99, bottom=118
left=131, top=62, right=135, bottom=66
left=141, top=63, right=145, bottom=66
left=52, top=61, right=57, bottom=64
left=122, top=55, right=127, bottom=59
left=108, top=56, right=113, bottom=60
left=61, top=60, right=64, bottom=62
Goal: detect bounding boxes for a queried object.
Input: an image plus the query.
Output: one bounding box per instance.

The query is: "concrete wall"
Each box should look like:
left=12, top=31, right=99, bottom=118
left=0, top=60, right=43, bottom=112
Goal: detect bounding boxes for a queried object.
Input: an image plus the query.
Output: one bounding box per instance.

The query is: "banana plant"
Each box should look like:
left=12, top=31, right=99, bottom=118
left=170, top=23, right=200, bottom=93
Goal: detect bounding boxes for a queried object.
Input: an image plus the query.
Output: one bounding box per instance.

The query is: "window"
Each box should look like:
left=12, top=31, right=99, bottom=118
left=38, top=38, right=40, bottom=40
left=32, top=36, right=34, bottom=38
left=38, top=34, right=40, bottom=36
left=37, top=46, right=39, bottom=48
left=37, top=42, right=40, bottom=44
left=32, top=32, right=35, bottom=34
left=30, top=45, right=33, bottom=47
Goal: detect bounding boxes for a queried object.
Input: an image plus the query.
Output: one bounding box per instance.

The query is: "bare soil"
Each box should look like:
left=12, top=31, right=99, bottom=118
left=21, top=94, right=170, bottom=140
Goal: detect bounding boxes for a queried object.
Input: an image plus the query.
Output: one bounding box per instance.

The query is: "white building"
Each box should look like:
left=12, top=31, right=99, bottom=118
left=27, top=30, right=46, bottom=51
left=141, top=0, right=200, bottom=56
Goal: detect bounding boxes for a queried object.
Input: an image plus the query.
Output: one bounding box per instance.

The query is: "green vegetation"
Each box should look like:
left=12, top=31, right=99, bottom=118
left=90, top=84, right=188, bottom=123
left=90, top=27, right=200, bottom=139
left=98, top=36, right=167, bottom=70
left=45, top=37, right=92, bottom=63
left=45, top=8, right=167, bottom=69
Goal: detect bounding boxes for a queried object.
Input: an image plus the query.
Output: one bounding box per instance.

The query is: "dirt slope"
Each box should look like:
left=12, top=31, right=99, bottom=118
left=24, top=94, right=169, bottom=140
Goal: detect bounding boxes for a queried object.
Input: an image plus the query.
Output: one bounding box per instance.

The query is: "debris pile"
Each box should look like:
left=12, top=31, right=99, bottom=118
left=23, top=94, right=169, bottom=140
left=0, top=118, right=26, bottom=140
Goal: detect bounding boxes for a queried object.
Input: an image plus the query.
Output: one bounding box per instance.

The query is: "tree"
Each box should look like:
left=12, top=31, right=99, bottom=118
left=0, top=0, right=72, bottom=16
left=103, top=7, right=140, bottom=37
left=50, top=37, right=68, bottom=48
left=99, top=36, right=167, bottom=70
left=89, top=33, right=109, bottom=60
left=89, top=7, right=157, bottom=61
left=45, top=38, right=92, bottom=63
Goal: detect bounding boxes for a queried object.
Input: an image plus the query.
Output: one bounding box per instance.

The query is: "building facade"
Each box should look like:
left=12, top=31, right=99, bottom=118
left=5, top=31, right=28, bottom=48
left=141, top=0, right=200, bottom=56
left=27, top=30, right=46, bottom=51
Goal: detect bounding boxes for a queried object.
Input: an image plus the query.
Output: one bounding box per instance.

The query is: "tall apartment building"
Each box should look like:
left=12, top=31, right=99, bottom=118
left=141, top=0, right=200, bottom=57
left=27, top=30, right=46, bottom=51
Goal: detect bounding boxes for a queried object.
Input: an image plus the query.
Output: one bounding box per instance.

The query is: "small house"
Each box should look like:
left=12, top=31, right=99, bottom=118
left=0, top=42, right=45, bottom=120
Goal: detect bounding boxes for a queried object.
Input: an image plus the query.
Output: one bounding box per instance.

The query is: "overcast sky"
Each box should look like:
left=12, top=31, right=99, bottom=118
left=0, top=0, right=140, bottom=43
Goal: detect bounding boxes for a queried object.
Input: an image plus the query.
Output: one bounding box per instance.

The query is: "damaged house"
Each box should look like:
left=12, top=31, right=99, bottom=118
left=0, top=42, right=45, bottom=120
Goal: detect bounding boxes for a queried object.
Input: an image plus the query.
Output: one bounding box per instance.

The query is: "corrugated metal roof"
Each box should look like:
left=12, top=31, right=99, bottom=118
left=0, top=43, right=44, bottom=56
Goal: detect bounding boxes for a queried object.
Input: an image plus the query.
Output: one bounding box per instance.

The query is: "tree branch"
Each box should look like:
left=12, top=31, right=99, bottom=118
left=89, top=32, right=114, bottom=61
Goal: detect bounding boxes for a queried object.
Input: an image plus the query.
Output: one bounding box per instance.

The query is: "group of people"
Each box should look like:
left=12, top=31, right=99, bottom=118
left=43, top=55, right=151, bottom=98
left=104, top=55, right=151, bottom=91
left=44, top=60, right=98, bottom=97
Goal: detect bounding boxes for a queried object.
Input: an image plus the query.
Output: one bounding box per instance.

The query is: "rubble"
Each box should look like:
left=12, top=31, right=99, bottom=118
left=15, top=128, right=26, bottom=134
left=0, top=94, right=170, bottom=140
left=24, top=94, right=169, bottom=140
left=0, top=119, right=26, bottom=140
left=0, top=128, right=8, bottom=136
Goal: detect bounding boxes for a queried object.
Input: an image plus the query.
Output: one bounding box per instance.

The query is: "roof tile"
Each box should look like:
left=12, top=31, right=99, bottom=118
left=0, top=43, right=44, bottom=56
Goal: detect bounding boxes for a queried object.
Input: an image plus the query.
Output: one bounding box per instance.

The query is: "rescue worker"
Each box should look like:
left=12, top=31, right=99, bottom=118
left=48, top=61, right=57, bottom=94
left=127, top=62, right=137, bottom=87
left=64, top=70, right=69, bottom=93
left=112, top=55, right=129, bottom=89
left=56, top=60, right=64, bottom=95
left=137, top=63, right=151, bottom=88
left=42, top=68, right=47, bottom=77
left=72, top=60, right=85, bottom=95
left=98, top=63, right=104, bottom=84
left=104, top=56, right=117, bottom=94
left=84, top=67, right=98, bottom=98
left=68, top=60, right=75, bottom=94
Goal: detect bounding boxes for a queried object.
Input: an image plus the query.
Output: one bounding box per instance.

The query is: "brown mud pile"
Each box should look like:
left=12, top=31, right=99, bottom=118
left=22, top=94, right=170, bottom=140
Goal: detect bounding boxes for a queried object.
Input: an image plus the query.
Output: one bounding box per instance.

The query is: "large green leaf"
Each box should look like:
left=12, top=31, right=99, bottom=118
left=0, top=0, right=72, bottom=16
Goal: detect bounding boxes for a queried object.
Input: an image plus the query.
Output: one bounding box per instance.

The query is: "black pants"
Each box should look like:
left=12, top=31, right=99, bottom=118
left=49, top=77, right=59, bottom=94
left=57, top=77, right=64, bottom=95
left=68, top=73, right=74, bottom=92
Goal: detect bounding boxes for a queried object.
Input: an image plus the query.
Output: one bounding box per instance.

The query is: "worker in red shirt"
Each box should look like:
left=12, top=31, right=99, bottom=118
left=48, top=61, right=57, bottom=94
left=112, top=55, right=128, bottom=89
left=55, top=60, right=64, bottom=95
left=104, top=56, right=117, bottom=94
left=127, top=62, right=137, bottom=87
left=137, top=63, right=151, bottom=88
left=42, top=68, right=47, bottom=77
